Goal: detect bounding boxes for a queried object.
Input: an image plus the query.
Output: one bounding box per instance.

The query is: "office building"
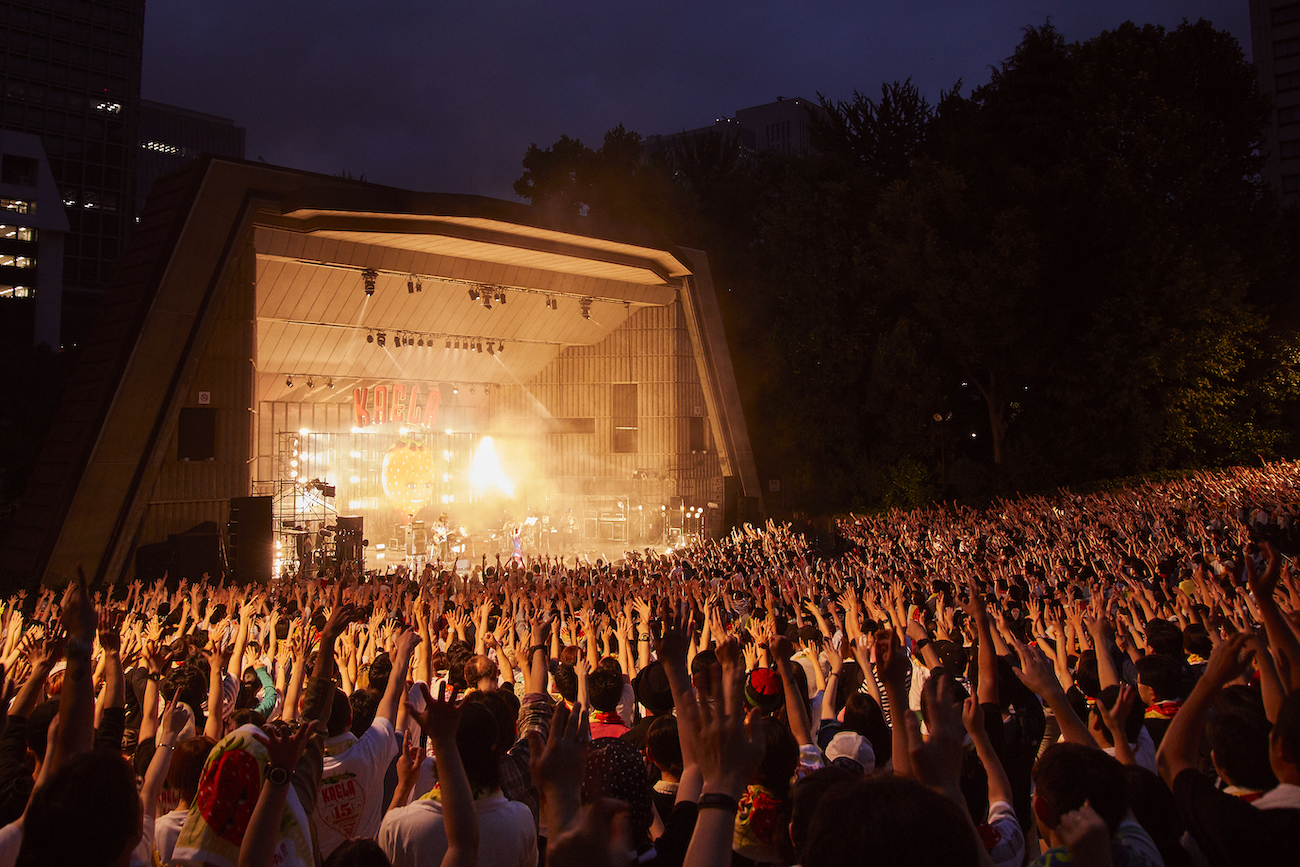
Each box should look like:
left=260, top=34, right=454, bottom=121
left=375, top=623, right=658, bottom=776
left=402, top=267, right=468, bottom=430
left=0, top=128, right=66, bottom=347
left=136, top=99, right=244, bottom=215
left=0, top=0, right=145, bottom=339
left=1250, top=0, right=1300, bottom=205
left=644, top=96, right=822, bottom=166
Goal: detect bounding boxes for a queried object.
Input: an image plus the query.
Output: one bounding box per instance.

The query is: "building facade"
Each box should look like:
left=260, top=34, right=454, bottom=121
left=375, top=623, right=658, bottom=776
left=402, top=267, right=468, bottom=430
left=136, top=99, right=244, bottom=216
left=0, top=0, right=145, bottom=339
left=1251, top=0, right=1300, bottom=205
left=0, top=128, right=65, bottom=346
left=644, top=96, right=822, bottom=166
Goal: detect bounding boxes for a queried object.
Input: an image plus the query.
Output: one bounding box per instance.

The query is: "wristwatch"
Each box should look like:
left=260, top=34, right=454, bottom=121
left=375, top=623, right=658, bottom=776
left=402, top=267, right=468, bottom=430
left=266, top=765, right=291, bottom=787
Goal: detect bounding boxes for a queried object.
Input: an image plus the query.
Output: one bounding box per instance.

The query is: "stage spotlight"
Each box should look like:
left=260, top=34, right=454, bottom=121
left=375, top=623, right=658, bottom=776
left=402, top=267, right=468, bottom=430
left=470, top=385, right=475, bottom=395
left=453, top=385, right=459, bottom=394
left=416, top=279, right=422, bottom=292
left=377, top=332, right=386, bottom=347
left=417, top=337, right=424, bottom=347
left=363, top=268, right=377, bottom=297
left=454, top=339, right=460, bottom=350
left=497, top=342, right=504, bottom=354
left=327, top=378, right=335, bottom=389
left=468, top=288, right=479, bottom=301
left=307, top=378, right=314, bottom=388
left=286, top=376, right=293, bottom=387
left=580, top=297, right=593, bottom=320
left=407, top=279, right=415, bottom=294
left=476, top=342, right=483, bottom=353
left=546, top=297, right=557, bottom=310
left=446, top=338, right=451, bottom=349
left=481, top=293, right=492, bottom=310
left=497, top=291, right=506, bottom=305
left=366, top=332, right=374, bottom=343
left=487, top=343, right=494, bottom=356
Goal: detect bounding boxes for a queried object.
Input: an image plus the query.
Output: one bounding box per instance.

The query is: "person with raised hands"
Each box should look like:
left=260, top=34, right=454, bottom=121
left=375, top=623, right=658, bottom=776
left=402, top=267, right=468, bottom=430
left=381, top=681, right=535, bottom=867
left=1157, top=631, right=1300, bottom=864
left=313, top=627, right=417, bottom=858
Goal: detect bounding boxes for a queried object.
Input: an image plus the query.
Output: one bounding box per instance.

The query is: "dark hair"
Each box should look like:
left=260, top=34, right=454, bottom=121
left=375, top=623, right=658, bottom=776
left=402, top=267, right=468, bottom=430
left=646, top=715, right=682, bottom=774
left=25, top=699, right=59, bottom=761
left=1144, top=620, right=1184, bottom=658
left=349, top=689, right=380, bottom=738
left=1207, top=706, right=1276, bottom=790
left=787, top=766, right=859, bottom=863
left=1073, top=652, right=1101, bottom=699
left=553, top=663, right=578, bottom=703
left=842, top=692, right=893, bottom=767
left=322, top=838, right=392, bottom=867
left=462, top=690, right=517, bottom=753
left=802, top=776, right=982, bottom=867
left=16, top=750, right=142, bottom=867
left=1123, top=765, right=1195, bottom=867
left=1032, top=743, right=1127, bottom=834
left=327, top=686, right=353, bottom=738
left=755, top=716, right=799, bottom=798
left=456, top=701, right=501, bottom=791
left=587, top=668, right=624, bottom=714
left=1136, top=654, right=1184, bottom=702
left=168, top=736, right=216, bottom=802
left=1183, top=624, right=1213, bottom=659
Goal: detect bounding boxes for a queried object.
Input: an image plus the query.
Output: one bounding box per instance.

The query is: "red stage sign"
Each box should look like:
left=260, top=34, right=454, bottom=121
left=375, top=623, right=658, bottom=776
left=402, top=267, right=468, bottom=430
left=353, top=383, right=442, bottom=428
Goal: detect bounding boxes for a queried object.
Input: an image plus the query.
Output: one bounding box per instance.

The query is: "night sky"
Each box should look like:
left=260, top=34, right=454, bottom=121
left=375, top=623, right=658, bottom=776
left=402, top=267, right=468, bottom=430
left=141, top=1, right=1251, bottom=201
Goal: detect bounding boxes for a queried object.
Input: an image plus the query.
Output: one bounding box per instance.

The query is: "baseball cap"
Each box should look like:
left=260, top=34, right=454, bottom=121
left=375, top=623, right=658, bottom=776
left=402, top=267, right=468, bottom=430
left=744, top=668, right=783, bottom=713
left=825, top=730, right=876, bottom=773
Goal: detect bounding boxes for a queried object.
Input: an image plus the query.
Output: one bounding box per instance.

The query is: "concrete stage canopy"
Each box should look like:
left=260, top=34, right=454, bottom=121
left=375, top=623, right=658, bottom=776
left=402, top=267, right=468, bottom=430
left=1, top=157, right=762, bottom=588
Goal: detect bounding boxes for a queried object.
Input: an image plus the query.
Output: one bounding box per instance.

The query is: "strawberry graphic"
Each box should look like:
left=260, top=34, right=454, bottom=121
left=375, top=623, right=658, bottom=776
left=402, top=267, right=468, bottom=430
left=195, top=746, right=262, bottom=843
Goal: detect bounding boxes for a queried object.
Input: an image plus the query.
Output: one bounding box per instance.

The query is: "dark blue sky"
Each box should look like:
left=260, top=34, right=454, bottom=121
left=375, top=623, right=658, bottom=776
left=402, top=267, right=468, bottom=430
left=141, top=1, right=1251, bottom=200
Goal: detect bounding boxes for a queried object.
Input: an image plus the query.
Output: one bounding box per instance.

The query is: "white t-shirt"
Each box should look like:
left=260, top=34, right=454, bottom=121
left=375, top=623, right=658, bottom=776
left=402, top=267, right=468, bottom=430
left=153, top=808, right=188, bottom=863
left=315, top=716, right=400, bottom=857
left=379, top=792, right=536, bottom=867
left=1254, top=782, right=1300, bottom=811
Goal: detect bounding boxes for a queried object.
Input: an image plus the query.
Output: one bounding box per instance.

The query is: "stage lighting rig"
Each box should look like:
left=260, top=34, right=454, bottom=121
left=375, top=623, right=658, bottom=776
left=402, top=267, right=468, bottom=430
left=362, top=268, right=377, bottom=297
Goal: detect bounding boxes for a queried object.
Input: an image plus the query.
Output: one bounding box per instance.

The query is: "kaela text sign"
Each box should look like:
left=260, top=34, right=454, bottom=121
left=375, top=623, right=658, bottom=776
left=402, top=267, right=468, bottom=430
left=352, top=383, right=442, bottom=427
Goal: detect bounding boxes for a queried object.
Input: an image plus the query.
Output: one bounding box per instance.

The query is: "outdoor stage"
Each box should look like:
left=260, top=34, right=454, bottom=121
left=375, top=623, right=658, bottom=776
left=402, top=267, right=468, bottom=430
left=2, top=158, right=763, bottom=587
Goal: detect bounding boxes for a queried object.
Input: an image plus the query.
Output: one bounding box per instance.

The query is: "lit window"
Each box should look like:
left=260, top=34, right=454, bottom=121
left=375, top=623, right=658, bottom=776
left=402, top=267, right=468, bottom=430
left=0, top=285, right=33, bottom=298
left=142, top=141, right=180, bottom=155
left=0, top=254, right=34, bottom=268
left=94, top=101, right=122, bottom=114
left=0, top=225, right=36, bottom=241
left=0, top=199, right=32, bottom=214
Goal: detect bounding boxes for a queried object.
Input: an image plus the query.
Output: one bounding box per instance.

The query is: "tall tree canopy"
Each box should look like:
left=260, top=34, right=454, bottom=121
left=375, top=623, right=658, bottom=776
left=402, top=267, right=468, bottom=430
left=516, top=19, right=1300, bottom=511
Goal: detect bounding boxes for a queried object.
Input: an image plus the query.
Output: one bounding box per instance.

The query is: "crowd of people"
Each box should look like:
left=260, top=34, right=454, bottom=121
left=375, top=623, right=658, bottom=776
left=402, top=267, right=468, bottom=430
left=0, top=460, right=1298, bottom=866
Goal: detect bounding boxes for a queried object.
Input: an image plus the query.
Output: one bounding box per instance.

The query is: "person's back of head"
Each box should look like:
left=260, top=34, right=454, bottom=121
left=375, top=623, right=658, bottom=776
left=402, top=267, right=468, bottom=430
left=1032, top=743, right=1128, bottom=839
left=464, top=654, right=499, bottom=688
left=1183, top=624, right=1213, bottom=660
left=581, top=736, right=653, bottom=849
left=1123, top=765, right=1195, bottom=867
left=1145, top=620, right=1184, bottom=659
left=1136, top=654, right=1185, bottom=703
left=168, top=736, right=216, bottom=804
left=17, top=749, right=141, bottom=867
left=349, top=689, right=379, bottom=738
left=322, top=838, right=392, bottom=867
left=462, top=689, right=517, bottom=753
left=802, top=776, right=981, bottom=867
left=554, top=663, right=578, bottom=703
left=1208, top=706, right=1277, bottom=791
left=324, top=686, right=353, bottom=738
left=1074, top=651, right=1101, bottom=699
left=841, top=692, right=892, bottom=767
left=456, top=701, right=501, bottom=792
left=787, top=766, right=859, bottom=864
left=587, top=668, right=624, bottom=714
left=645, top=714, right=682, bottom=776
left=755, top=716, right=799, bottom=799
